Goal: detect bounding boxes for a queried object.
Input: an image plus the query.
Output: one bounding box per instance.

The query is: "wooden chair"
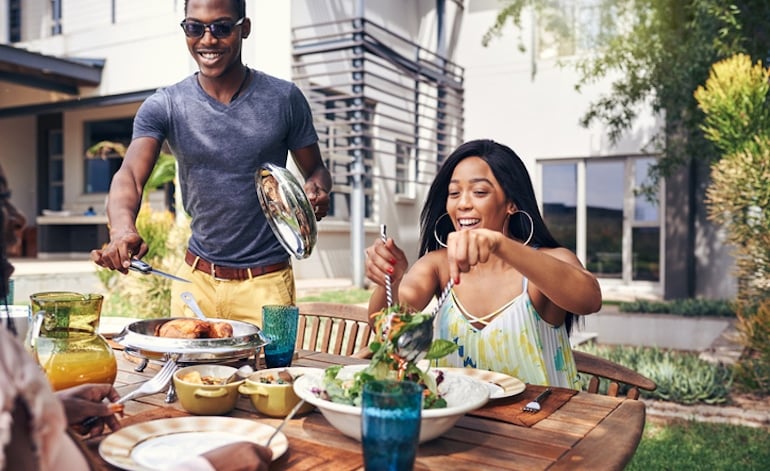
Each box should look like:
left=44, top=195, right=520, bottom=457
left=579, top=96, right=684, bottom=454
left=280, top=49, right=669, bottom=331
left=574, top=350, right=657, bottom=399
left=295, top=302, right=374, bottom=358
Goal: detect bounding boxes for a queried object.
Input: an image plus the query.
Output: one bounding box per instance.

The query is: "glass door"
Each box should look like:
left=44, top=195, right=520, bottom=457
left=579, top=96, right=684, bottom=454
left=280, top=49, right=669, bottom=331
left=539, top=156, right=661, bottom=286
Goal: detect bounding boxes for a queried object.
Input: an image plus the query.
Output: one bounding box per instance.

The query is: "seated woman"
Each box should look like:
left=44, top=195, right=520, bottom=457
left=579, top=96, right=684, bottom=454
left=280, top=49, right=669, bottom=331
left=365, top=139, right=602, bottom=388
left=0, top=163, right=271, bottom=471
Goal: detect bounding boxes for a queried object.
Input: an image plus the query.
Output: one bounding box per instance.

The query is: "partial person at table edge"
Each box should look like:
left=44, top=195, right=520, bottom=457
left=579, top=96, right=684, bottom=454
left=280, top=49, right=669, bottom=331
left=90, top=0, right=332, bottom=328
left=365, top=139, right=602, bottom=389
left=1, top=164, right=272, bottom=470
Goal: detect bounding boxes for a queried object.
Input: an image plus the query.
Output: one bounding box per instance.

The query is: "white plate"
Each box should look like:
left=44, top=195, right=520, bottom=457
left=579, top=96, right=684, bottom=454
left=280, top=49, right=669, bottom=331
left=430, top=367, right=526, bottom=399
left=99, top=416, right=288, bottom=470
left=98, top=317, right=141, bottom=337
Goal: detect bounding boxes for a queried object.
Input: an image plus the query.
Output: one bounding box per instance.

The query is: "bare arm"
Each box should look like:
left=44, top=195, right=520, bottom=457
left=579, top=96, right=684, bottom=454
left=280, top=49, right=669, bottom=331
left=291, top=143, right=332, bottom=221
left=445, top=229, right=602, bottom=316
left=90, top=137, right=161, bottom=272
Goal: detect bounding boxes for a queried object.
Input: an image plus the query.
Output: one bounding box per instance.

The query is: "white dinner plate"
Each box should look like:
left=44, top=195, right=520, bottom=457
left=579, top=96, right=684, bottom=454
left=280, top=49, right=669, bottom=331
left=98, top=317, right=141, bottom=337
left=99, top=416, right=288, bottom=470
left=421, top=364, right=526, bottom=399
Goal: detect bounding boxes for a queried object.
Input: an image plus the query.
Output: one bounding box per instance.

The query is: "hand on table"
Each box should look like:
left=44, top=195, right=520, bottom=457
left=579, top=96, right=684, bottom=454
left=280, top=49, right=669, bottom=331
left=56, top=383, right=122, bottom=436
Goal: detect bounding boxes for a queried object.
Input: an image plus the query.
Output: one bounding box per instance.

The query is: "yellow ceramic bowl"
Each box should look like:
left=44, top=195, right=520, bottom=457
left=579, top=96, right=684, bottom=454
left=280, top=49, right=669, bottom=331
left=238, top=367, right=319, bottom=417
left=173, top=364, right=244, bottom=415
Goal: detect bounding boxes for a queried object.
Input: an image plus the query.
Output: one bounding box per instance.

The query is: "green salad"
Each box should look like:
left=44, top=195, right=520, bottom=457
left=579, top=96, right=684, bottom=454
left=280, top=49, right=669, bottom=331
left=319, top=306, right=458, bottom=409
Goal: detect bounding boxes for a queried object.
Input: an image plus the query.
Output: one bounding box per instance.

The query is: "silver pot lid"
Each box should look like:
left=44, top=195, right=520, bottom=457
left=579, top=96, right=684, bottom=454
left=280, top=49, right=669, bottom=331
left=254, top=163, right=317, bottom=260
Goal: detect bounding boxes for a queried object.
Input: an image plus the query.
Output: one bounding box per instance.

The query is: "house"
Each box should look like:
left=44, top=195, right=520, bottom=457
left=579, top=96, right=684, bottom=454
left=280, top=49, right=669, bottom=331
left=0, top=0, right=735, bottom=301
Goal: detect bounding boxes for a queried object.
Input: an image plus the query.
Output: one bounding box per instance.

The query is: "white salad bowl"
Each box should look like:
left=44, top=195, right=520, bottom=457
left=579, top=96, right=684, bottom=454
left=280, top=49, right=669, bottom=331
left=292, top=364, right=490, bottom=443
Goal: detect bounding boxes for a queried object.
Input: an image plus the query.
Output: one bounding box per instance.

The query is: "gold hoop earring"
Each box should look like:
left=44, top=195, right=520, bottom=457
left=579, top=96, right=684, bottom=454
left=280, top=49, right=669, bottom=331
left=510, top=210, right=534, bottom=246
left=433, top=213, right=453, bottom=248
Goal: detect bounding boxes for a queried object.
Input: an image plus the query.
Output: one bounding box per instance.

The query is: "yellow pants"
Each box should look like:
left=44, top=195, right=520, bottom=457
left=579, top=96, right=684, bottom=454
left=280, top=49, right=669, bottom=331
left=169, top=262, right=295, bottom=328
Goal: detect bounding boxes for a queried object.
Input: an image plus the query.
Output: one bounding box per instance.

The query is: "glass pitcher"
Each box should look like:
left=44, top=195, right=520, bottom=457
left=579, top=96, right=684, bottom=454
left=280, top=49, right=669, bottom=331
left=27, top=292, right=117, bottom=391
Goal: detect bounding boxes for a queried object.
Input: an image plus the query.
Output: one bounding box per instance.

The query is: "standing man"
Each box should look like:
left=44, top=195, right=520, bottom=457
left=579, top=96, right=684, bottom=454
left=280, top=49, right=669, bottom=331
left=91, top=0, right=332, bottom=327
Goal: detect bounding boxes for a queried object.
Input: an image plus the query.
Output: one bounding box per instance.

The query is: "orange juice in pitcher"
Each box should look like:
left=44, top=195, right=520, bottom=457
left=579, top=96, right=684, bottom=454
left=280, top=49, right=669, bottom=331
left=28, top=292, right=117, bottom=391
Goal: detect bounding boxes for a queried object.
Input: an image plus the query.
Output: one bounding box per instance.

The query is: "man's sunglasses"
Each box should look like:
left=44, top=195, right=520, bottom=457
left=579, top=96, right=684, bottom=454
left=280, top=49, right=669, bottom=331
left=180, top=17, right=245, bottom=39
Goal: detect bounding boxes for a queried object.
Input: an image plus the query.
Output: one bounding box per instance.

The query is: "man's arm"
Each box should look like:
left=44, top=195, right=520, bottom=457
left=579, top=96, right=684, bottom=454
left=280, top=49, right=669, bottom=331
left=91, top=136, right=161, bottom=272
left=291, top=143, right=332, bottom=220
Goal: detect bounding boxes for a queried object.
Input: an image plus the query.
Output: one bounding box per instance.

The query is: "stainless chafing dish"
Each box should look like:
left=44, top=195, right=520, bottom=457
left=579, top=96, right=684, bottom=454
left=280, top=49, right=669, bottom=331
left=113, top=318, right=270, bottom=364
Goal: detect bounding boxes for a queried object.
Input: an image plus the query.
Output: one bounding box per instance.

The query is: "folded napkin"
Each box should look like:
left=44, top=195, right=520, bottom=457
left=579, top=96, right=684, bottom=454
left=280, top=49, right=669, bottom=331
left=468, top=384, right=578, bottom=427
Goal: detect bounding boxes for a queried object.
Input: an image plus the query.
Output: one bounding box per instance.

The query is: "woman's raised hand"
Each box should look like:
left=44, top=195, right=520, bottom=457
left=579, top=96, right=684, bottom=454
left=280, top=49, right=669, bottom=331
left=365, top=237, right=408, bottom=288
left=445, top=228, right=505, bottom=283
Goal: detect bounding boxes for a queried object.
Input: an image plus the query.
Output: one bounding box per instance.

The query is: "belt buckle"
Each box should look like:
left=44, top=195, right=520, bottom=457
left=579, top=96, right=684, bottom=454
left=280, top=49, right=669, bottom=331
left=210, top=263, right=228, bottom=281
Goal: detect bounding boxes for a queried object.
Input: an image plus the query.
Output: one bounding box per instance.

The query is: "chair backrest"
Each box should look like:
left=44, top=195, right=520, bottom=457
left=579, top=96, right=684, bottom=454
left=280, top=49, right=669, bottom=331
left=295, top=302, right=374, bottom=358
left=574, top=350, right=657, bottom=400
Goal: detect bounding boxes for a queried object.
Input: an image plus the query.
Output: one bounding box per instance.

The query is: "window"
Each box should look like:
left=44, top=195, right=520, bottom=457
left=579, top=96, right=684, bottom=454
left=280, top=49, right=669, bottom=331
left=395, top=139, right=414, bottom=197
left=539, top=155, right=661, bottom=285
left=51, top=0, right=63, bottom=35
left=541, top=162, right=577, bottom=252
left=586, top=160, right=623, bottom=278
left=49, top=130, right=64, bottom=210
left=83, top=118, right=133, bottom=194
left=536, top=0, right=616, bottom=59
left=9, top=0, right=21, bottom=42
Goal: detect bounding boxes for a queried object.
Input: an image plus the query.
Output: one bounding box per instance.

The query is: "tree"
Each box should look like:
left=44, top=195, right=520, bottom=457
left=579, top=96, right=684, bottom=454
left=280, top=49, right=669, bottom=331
left=694, top=54, right=770, bottom=392
left=483, top=0, right=770, bottom=195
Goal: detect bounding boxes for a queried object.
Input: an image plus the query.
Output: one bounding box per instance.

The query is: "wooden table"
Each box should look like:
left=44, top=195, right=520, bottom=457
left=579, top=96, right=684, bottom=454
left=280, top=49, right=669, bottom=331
left=86, top=349, right=646, bottom=470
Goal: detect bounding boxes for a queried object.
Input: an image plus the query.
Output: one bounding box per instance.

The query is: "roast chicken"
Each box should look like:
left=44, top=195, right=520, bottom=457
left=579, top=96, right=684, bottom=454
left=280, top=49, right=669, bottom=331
left=155, top=318, right=234, bottom=339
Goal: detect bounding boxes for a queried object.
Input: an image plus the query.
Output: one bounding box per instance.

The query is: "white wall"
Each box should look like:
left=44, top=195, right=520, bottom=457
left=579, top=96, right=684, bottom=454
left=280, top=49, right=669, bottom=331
left=458, top=3, right=661, bottom=168
left=0, top=116, right=37, bottom=221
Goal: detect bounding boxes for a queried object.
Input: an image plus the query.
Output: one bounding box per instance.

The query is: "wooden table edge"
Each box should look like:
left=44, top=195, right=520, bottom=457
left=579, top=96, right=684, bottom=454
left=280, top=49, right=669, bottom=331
left=547, top=399, right=645, bottom=471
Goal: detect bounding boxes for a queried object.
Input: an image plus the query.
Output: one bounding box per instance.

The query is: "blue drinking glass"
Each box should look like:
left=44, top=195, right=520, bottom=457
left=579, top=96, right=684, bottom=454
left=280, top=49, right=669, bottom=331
left=361, top=379, right=422, bottom=471
left=262, top=304, right=299, bottom=368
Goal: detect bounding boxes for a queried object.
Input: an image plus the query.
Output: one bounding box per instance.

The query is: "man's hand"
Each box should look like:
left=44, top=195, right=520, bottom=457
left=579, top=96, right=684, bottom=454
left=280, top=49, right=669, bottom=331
left=57, top=383, right=122, bottom=436
left=91, top=230, right=147, bottom=273
left=304, top=180, right=330, bottom=221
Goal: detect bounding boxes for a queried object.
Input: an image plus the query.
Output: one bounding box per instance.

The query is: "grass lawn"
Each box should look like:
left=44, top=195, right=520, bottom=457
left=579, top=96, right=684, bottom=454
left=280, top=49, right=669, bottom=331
left=297, top=288, right=371, bottom=305
left=628, top=419, right=770, bottom=470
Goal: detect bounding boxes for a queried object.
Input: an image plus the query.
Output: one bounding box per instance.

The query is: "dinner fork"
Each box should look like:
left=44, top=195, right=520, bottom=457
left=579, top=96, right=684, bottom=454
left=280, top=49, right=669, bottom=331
left=81, top=359, right=179, bottom=427
left=522, top=388, right=552, bottom=413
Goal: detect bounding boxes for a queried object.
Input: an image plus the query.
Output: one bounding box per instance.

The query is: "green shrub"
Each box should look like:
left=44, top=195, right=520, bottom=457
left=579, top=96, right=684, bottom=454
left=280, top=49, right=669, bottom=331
left=575, top=343, right=733, bottom=405
left=618, top=298, right=736, bottom=317
left=733, top=298, right=770, bottom=394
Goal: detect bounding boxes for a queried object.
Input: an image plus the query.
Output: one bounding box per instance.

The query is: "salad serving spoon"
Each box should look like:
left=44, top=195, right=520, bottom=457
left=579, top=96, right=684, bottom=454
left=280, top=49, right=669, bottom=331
left=395, top=279, right=454, bottom=362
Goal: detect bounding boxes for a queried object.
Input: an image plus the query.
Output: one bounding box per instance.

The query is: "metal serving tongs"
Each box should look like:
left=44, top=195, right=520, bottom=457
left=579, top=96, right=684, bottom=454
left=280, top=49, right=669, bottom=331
left=130, top=259, right=191, bottom=283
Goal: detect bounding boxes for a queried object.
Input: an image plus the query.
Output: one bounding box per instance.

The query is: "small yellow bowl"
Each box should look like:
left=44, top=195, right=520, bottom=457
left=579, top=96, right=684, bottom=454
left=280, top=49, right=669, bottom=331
left=173, top=364, right=245, bottom=415
left=238, top=367, right=318, bottom=417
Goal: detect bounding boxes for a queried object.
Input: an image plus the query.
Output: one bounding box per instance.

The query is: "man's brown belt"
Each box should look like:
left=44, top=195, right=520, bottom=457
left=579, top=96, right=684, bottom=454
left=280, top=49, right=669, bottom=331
left=185, top=250, right=290, bottom=281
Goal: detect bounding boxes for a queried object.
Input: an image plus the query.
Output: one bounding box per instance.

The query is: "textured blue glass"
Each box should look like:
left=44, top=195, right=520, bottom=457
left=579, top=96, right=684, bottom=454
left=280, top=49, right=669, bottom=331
left=262, top=304, right=298, bottom=368
left=361, top=380, right=422, bottom=471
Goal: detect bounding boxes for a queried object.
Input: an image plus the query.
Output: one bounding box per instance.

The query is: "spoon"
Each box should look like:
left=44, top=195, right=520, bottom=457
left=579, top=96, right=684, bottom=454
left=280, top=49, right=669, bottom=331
left=266, top=399, right=306, bottom=447
left=223, top=364, right=254, bottom=384
left=180, top=291, right=208, bottom=321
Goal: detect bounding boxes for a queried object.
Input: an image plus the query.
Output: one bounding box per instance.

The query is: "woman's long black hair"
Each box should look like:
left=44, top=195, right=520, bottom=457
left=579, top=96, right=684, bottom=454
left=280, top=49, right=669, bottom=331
left=418, top=139, right=574, bottom=333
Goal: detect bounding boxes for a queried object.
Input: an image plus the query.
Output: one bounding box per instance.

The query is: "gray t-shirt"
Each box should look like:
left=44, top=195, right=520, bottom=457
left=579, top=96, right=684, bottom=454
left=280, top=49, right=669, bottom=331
left=132, top=69, right=318, bottom=267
